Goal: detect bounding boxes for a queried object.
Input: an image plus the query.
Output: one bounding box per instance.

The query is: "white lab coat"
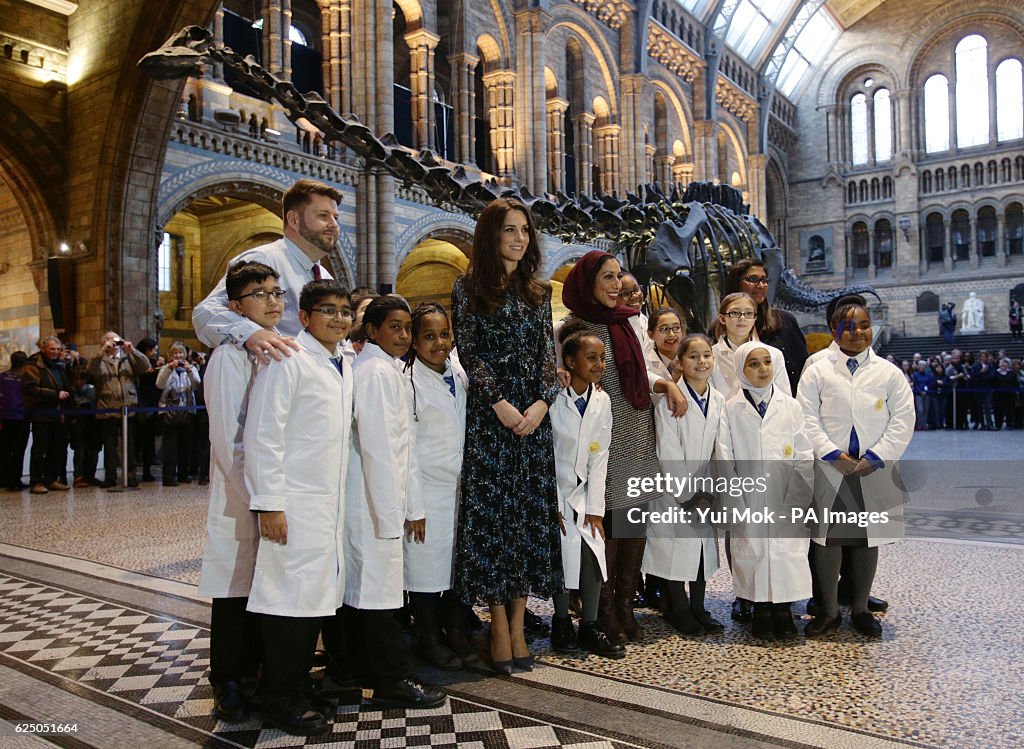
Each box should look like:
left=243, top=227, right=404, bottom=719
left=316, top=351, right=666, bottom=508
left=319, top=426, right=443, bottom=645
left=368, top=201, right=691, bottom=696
left=197, top=344, right=260, bottom=598
left=344, top=342, right=425, bottom=609
left=710, top=336, right=791, bottom=401
left=644, top=385, right=724, bottom=581
left=797, top=348, right=914, bottom=547
left=550, top=386, right=612, bottom=587
left=716, top=389, right=814, bottom=603
left=403, top=359, right=467, bottom=593
left=244, top=330, right=352, bottom=617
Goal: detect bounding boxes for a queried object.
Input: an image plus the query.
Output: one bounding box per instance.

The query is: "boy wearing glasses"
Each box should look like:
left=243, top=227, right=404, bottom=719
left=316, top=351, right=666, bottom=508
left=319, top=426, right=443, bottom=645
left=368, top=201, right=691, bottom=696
left=198, top=260, right=284, bottom=723
left=244, top=279, right=354, bottom=737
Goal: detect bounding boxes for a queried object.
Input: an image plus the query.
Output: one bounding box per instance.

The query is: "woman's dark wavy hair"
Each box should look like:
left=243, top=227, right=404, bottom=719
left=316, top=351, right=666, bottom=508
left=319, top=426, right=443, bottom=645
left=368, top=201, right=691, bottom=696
left=463, top=198, right=549, bottom=314
left=723, top=258, right=781, bottom=336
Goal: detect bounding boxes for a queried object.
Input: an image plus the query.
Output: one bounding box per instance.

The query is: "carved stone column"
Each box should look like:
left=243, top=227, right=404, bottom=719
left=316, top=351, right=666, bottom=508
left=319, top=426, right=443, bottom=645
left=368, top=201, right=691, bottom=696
left=746, top=153, right=767, bottom=221
left=483, top=70, right=516, bottom=180
left=513, top=5, right=548, bottom=192
left=644, top=143, right=657, bottom=186
left=281, top=0, right=292, bottom=81
left=262, top=0, right=283, bottom=76
left=894, top=89, right=912, bottom=155
left=405, top=29, right=441, bottom=151
left=618, top=74, right=647, bottom=193
left=692, top=120, right=717, bottom=182
left=322, top=1, right=349, bottom=114
left=212, top=5, right=225, bottom=81
left=969, top=217, right=979, bottom=269
left=594, top=123, right=621, bottom=195
left=571, top=112, right=596, bottom=196
left=546, top=97, right=569, bottom=193
left=450, top=52, right=479, bottom=165
left=655, top=154, right=674, bottom=188
left=944, top=221, right=953, bottom=272
left=672, top=160, right=694, bottom=189
left=997, top=213, right=1007, bottom=267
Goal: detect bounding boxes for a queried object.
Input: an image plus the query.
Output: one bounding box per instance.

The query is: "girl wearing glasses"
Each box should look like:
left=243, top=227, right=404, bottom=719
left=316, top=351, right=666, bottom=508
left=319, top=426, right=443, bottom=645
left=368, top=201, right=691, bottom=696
left=710, top=292, right=791, bottom=400
left=722, top=259, right=808, bottom=394
left=646, top=308, right=685, bottom=382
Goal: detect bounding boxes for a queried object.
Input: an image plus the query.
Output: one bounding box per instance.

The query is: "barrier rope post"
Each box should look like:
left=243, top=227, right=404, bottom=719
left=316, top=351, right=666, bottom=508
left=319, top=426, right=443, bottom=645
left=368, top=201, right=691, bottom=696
left=108, top=405, right=140, bottom=492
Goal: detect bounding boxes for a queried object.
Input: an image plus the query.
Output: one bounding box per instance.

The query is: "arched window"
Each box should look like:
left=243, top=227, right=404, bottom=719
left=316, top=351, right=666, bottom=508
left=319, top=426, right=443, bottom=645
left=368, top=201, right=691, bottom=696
left=996, top=59, right=1024, bottom=142
left=925, top=213, right=945, bottom=263
left=947, top=166, right=957, bottom=190
left=852, top=222, right=870, bottom=269
left=848, top=181, right=857, bottom=203
left=874, top=88, right=892, bottom=161
left=955, top=35, right=989, bottom=147
left=978, top=206, right=997, bottom=257
left=921, top=170, right=932, bottom=194
left=951, top=210, right=970, bottom=261
left=875, top=219, right=893, bottom=268
left=924, top=74, right=949, bottom=153
left=1006, top=203, right=1024, bottom=255
left=851, top=93, right=868, bottom=165
left=961, top=164, right=971, bottom=187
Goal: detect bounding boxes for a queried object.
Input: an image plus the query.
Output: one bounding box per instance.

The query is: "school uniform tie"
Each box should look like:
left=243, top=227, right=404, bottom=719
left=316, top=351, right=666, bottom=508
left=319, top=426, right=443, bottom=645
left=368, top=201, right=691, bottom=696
left=844, top=359, right=863, bottom=457
left=756, top=400, right=768, bottom=418
left=330, top=356, right=344, bottom=377
left=575, top=396, right=588, bottom=417
left=847, top=357, right=859, bottom=375
left=443, top=374, right=456, bottom=397
left=312, top=262, right=323, bottom=281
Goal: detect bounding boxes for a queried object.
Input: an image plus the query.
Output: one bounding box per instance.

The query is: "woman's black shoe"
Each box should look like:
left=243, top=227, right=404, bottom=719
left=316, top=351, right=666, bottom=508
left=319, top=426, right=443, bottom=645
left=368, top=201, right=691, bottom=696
left=867, top=595, right=889, bottom=613
left=731, top=598, right=752, bottom=622
left=851, top=611, right=882, bottom=637
left=578, top=621, right=626, bottom=659
left=261, top=697, right=328, bottom=736
left=804, top=614, right=842, bottom=638
left=550, top=615, right=579, bottom=652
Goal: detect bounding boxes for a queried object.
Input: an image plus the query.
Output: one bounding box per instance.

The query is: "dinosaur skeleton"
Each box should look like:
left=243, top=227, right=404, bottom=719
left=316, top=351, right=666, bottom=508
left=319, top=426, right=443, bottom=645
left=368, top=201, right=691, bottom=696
left=140, top=26, right=877, bottom=330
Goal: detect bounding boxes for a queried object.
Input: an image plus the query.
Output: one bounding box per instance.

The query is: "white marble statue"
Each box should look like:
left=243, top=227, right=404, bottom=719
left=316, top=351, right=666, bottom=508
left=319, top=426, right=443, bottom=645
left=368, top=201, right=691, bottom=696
left=960, top=292, right=985, bottom=333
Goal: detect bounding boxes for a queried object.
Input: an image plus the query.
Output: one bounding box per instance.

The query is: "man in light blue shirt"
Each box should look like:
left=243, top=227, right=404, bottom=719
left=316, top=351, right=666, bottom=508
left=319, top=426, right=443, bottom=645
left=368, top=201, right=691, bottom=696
left=193, top=179, right=342, bottom=363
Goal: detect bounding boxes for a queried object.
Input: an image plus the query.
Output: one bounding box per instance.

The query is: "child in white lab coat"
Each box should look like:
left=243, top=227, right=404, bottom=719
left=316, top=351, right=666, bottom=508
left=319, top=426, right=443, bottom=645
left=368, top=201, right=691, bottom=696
left=710, top=292, right=791, bottom=400
left=244, top=280, right=353, bottom=736
left=403, top=302, right=473, bottom=670
left=341, top=295, right=446, bottom=709
left=198, top=260, right=282, bottom=723
left=645, top=308, right=685, bottom=382
left=797, top=300, right=914, bottom=638
left=645, top=334, right=725, bottom=635
left=716, top=341, right=813, bottom=641
left=549, top=319, right=624, bottom=659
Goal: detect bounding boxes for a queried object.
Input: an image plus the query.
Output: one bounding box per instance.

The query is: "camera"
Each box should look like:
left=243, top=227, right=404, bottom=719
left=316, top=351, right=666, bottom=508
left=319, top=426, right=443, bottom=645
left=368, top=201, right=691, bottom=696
left=112, top=337, right=124, bottom=347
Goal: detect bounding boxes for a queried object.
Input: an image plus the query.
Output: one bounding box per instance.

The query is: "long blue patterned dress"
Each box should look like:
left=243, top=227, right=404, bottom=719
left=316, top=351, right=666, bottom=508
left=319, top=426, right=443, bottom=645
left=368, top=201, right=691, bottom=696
left=451, top=276, right=564, bottom=605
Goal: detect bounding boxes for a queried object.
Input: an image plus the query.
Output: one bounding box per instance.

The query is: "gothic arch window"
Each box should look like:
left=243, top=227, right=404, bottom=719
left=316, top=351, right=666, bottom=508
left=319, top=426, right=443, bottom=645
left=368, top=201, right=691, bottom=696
left=924, top=74, right=950, bottom=153
left=996, top=59, right=1024, bottom=141
left=955, top=35, right=990, bottom=147
left=874, top=219, right=893, bottom=268
left=874, top=88, right=892, bottom=162
left=852, top=221, right=870, bottom=269
left=851, top=93, right=868, bottom=165
left=951, top=209, right=970, bottom=261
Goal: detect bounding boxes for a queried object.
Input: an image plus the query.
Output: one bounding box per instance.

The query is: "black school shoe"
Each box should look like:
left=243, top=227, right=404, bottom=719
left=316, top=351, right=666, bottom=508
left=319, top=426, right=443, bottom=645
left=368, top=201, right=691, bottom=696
left=771, top=603, right=798, bottom=639
left=804, top=614, right=842, bottom=638
left=550, top=615, right=579, bottom=652
left=750, top=603, right=776, bottom=641
left=523, top=608, right=550, bottom=636
left=371, top=679, right=446, bottom=709
left=578, top=621, right=626, bottom=659
left=261, top=697, right=328, bottom=736
left=851, top=611, right=882, bottom=637
left=213, top=680, right=249, bottom=722
left=731, top=598, right=752, bottom=622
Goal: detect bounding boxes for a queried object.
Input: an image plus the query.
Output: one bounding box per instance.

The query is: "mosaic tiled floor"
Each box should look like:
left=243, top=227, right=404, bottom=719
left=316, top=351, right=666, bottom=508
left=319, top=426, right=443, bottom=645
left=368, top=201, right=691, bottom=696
left=0, top=573, right=634, bottom=749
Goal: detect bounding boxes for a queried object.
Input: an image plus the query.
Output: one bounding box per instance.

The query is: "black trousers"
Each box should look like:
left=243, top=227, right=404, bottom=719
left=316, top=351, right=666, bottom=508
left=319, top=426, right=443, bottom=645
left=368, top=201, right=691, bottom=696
left=0, top=419, right=30, bottom=488
left=260, top=614, right=321, bottom=702
left=99, top=417, right=136, bottom=482
left=322, top=605, right=409, bottom=688
left=137, top=412, right=159, bottom=476
left=161, top=423, right=191, bottom=482
left=209, top=597, right=262, bottom=686
left=29, top=421, right=68, bottom=485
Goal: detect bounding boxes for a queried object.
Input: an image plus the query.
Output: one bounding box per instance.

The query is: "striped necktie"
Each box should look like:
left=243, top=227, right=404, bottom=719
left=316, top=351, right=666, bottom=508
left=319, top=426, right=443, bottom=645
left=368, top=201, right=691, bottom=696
left=756, top=400, right=767, bottom=418
left=847, top=357, right=859, bottom=375
left=575, top=397, right=587, bottom=417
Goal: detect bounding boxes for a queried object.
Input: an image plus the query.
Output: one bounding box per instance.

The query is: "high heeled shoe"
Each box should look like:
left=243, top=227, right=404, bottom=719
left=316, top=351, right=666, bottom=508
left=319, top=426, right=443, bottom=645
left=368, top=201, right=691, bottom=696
left=491, top=659, right=514, bottom=675
left=512, top=654, right=534, bottom=672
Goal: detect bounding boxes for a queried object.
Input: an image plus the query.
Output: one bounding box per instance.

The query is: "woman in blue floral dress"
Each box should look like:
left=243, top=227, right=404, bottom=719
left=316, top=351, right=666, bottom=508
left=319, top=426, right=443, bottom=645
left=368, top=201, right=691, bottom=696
left=451, top=198, right=563, bottom=672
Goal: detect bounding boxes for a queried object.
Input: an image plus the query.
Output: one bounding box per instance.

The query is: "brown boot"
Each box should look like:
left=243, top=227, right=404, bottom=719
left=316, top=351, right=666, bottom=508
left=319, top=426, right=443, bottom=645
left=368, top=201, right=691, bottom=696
left=596, top=539, right=626, bottom=644
left=614, top=538, right=646, bottom=642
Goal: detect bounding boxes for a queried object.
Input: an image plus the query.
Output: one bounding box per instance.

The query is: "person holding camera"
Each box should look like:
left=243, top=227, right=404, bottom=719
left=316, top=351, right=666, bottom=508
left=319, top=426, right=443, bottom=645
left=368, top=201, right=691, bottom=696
left=22, top=336, right=73, bottom=493
left=88, top=332, right=150, bottom=488
left=156, top=342, right=201, bottom=487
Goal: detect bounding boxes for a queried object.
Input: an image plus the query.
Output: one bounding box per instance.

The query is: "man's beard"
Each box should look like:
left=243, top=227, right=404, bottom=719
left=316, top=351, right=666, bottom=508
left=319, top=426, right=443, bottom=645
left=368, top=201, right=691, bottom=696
left=299, top=217, right=336, bottom=254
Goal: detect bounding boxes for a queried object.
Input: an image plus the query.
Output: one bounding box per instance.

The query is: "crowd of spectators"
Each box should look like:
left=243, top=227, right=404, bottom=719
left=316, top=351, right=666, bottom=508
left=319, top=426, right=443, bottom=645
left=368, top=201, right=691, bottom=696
left=885, top=348, right=1024, bottom=431
left=0, top=335, right=209, bottom=493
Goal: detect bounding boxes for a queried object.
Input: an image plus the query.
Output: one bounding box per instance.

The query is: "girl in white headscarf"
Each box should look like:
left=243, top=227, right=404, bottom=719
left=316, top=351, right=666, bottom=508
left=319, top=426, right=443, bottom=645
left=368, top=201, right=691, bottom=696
left=716, top=341, right=813, bottom=641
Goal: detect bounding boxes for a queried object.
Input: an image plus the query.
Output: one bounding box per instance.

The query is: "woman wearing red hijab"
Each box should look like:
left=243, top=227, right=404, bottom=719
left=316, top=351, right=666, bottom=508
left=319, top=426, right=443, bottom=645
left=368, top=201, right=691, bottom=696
left=557, top=250, right=687, bottom=645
